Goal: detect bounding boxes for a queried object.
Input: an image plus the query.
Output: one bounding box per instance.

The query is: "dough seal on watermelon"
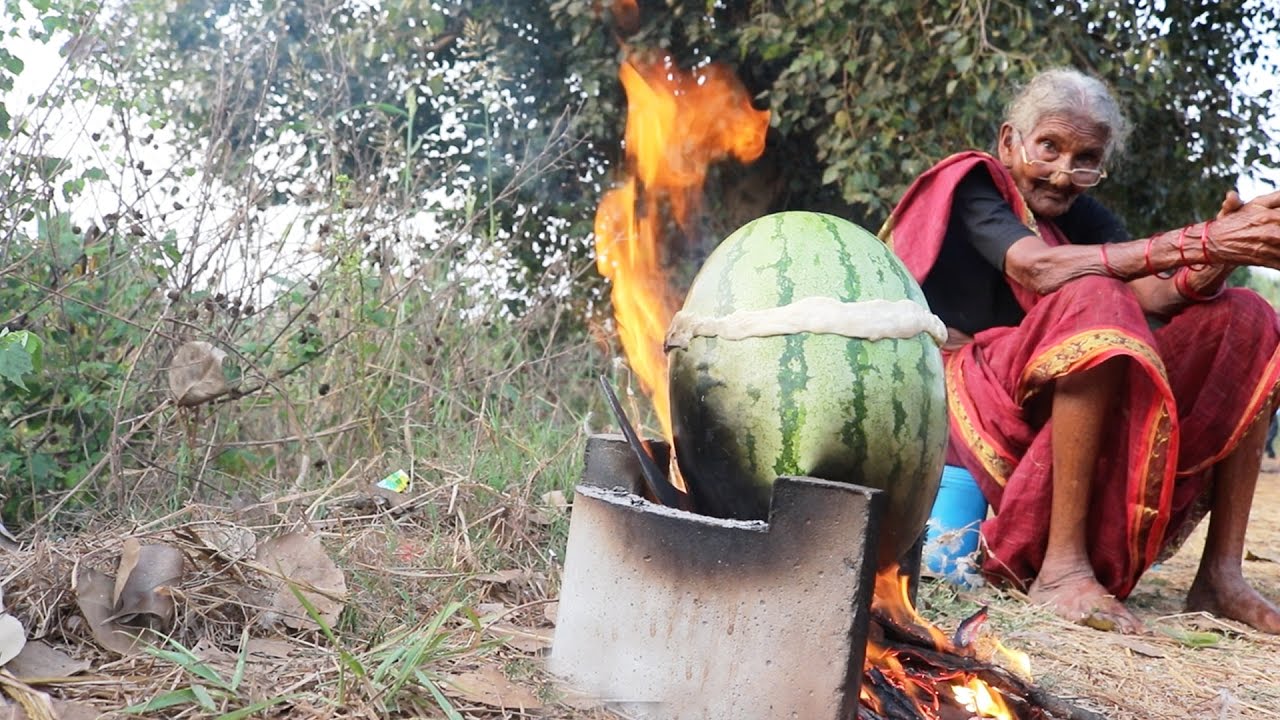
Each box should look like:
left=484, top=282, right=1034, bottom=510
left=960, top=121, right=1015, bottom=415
left=666, top=211, right=948, bottom=568
left=664, top=295, right=946, bottom=350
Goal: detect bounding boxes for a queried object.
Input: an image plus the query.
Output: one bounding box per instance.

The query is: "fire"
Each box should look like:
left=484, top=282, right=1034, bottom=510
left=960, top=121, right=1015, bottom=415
left=955, top=677, right=1015, bottom=718
left=593, top=55, right=769, bottom=439
left=862, top=565, right=1029, bottom=719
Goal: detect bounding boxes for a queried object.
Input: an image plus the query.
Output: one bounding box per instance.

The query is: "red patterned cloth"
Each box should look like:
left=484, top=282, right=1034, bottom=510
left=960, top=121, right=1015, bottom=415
left=880, top=152, right=1280, bottom=597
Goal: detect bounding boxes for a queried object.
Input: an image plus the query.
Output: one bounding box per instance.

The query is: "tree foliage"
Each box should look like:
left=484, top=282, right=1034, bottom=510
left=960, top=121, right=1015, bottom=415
left=551, top=0, right=1279, bottom=236
left=67, top=0, right=1280, bottom=269
left=85, top=0, right=602, bottom=312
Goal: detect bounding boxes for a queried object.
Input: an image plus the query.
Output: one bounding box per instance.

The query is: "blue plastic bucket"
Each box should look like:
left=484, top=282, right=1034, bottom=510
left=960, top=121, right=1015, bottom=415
left=923, top=465, right=988, bottom=584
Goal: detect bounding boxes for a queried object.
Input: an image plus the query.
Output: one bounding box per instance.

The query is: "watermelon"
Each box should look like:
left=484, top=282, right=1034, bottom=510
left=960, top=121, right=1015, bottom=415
left=665, top=211, right=948, bottom=567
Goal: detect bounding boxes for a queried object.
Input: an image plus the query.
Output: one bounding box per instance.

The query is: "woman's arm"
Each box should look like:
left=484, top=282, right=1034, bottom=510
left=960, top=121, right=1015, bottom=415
left=1003, top=189, right=1280, bottom=316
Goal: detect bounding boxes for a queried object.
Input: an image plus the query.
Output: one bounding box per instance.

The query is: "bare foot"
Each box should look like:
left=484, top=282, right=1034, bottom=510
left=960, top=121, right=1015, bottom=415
left=1186, top=568, right=1280, bottom=633
left=1028, top=566, right=1145, bottom=634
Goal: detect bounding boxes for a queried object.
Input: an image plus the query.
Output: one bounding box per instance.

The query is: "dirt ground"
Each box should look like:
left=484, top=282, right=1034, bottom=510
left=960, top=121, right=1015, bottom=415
left=923, top=464, right=1280, bottom=719
left=4, top=465, right=1280, bottom=718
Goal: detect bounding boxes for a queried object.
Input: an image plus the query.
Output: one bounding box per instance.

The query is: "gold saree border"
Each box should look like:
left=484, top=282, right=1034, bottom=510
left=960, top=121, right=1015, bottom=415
left=1018, top=328, right=1167, bottom=403
left=946, top=350, right=1017, bottom=485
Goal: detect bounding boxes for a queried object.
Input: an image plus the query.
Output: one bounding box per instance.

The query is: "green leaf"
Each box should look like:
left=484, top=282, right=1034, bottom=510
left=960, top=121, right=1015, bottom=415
left=121, top=688, right=202, bottom=714
left=0, top=330, right=41, bottom=390
left=190, top=684, right=218, bottom=711
left=1159, top=627, right=1221, bottom=648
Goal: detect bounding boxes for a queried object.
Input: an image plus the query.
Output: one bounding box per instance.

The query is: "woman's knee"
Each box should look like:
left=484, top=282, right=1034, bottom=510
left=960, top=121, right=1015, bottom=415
left=1051, top=275, right=1147, bottom=328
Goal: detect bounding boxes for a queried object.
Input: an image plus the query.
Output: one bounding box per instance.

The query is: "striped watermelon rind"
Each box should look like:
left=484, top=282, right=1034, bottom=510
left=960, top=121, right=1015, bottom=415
left=667, top=211, right=947, bottom=566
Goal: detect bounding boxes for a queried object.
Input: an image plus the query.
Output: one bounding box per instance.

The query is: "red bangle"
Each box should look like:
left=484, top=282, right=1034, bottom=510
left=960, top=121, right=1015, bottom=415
left=1099, top=244, right=1119, bottom=278
left=1174, top=266, right=1224, bottom=302
left=1144, top=234, right=1158, bottom=276
left=1180, top=223, right=1208, bottom=270
left=1201, top=220, right=1213, bottom=265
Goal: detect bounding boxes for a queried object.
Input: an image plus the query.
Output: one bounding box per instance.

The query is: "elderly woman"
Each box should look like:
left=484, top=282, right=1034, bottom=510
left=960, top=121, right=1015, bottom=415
left=880, top=67, right=1280, bottom=634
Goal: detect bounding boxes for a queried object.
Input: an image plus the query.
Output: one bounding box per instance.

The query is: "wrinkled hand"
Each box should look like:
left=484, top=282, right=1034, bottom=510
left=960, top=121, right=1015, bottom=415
left=1202, top=188, right=1280, bottom=269
left=1218, top=190, right=1244, bottom=219
left=942, top=327, right=974, bottom=353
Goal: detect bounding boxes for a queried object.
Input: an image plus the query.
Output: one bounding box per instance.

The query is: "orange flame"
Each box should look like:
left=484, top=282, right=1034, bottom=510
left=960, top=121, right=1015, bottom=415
left=863, top=565, right=1027, bottom=719
left=594, top=55, right=769, bottom=439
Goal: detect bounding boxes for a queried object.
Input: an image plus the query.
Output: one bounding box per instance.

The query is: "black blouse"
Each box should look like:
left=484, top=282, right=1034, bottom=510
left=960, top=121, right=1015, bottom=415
left=920, top=168, right=1130, bottom=335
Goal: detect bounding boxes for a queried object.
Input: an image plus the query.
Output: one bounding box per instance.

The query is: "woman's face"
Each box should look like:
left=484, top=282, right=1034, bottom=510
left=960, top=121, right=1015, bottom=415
left=997, top=114, right=1110, bottom=218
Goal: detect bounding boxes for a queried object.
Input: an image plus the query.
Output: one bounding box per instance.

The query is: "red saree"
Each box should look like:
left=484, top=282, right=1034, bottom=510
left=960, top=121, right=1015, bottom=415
left=880, top=152, right=1280, bottom=598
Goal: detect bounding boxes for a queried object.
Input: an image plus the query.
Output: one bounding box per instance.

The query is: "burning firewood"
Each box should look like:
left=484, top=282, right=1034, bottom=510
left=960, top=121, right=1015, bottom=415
left=864, top=605, right=1108, bottom=720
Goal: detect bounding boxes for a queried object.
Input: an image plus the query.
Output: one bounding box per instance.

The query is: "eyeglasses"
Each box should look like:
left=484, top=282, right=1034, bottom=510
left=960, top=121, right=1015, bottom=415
left=1015, top=132, right=1108, bottom=188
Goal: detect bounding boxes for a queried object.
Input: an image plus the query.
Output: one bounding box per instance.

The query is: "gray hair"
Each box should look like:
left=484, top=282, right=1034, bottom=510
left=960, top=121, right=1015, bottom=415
left=1004, top=68, right=1131, bottom=159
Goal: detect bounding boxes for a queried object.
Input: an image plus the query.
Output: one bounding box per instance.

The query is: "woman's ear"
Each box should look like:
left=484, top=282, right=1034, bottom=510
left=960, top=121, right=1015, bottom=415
left=996, top=123, right=1016, bottom=166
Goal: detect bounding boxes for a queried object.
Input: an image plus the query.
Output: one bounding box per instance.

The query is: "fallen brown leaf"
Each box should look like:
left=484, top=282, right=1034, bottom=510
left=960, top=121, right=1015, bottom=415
left=543, top=601, right=559, bottom=626
left=255, top=532, right=347, bottom=631
left=245, top=637, right=295, bottom=660
left=472, top=569, right=529, bottom=585
left=190, top=522, right=257, bottom=561
left=541, top=490, right=569, bottom=509
left=0, top=698, right=100, bottom=720
left=475, top=603, right=508, bottom=624
left=1109, top=635, right=1167, bottom=658
left=110, top=542, right=184, bottom=631
left=444, top=664, right=544, bottom=711
left=3, top=640, right=90, bottom=681
left=111, top=539, right=142, bottom=608
left=73, top=567, right=146, bottom=655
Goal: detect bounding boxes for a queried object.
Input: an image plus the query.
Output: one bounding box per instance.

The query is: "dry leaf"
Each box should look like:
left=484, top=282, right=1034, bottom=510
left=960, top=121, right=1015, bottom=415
left=111, top=539, right=142, bottom=608
left=168, top=340, right=230, bottom=406
left=543, top=601, right=558, bottom=626
left=0, top=699, right=102, bottom=720
left=191, top=637, right=238, bottom=668
left=472, top=569, right=530, bottom=585
left=55, top=701, right=101, bottom=720
left=541, top=490, right=569, bottom=509
left=475, top=603, right=508, bottom=624
left=1110, top=635, right=1167, bottom=658
left=485, top=622, right=554, bottom=653
left=110, top=543, right=184, bottom=631
left=74, top=567, right=146, bottom=655
left=0, top=613, right=26, bottom=666
left=255, top=532, right=347, bottom=630
left=245, top=637, right=295, bottom=660
left=3, top=640, right=89, bottom=681
left=191, top=523, right=257, bottom=561
left=444, top=665, right=544, bottom=711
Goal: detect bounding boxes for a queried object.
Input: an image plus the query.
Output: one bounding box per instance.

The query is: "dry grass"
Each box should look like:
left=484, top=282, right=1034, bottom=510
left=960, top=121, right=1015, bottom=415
left=6, top=460, right=1280, bottom=718
left=920, top=467, right=1280, bottom=719
left=0, top=447, right=607, bottom=718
